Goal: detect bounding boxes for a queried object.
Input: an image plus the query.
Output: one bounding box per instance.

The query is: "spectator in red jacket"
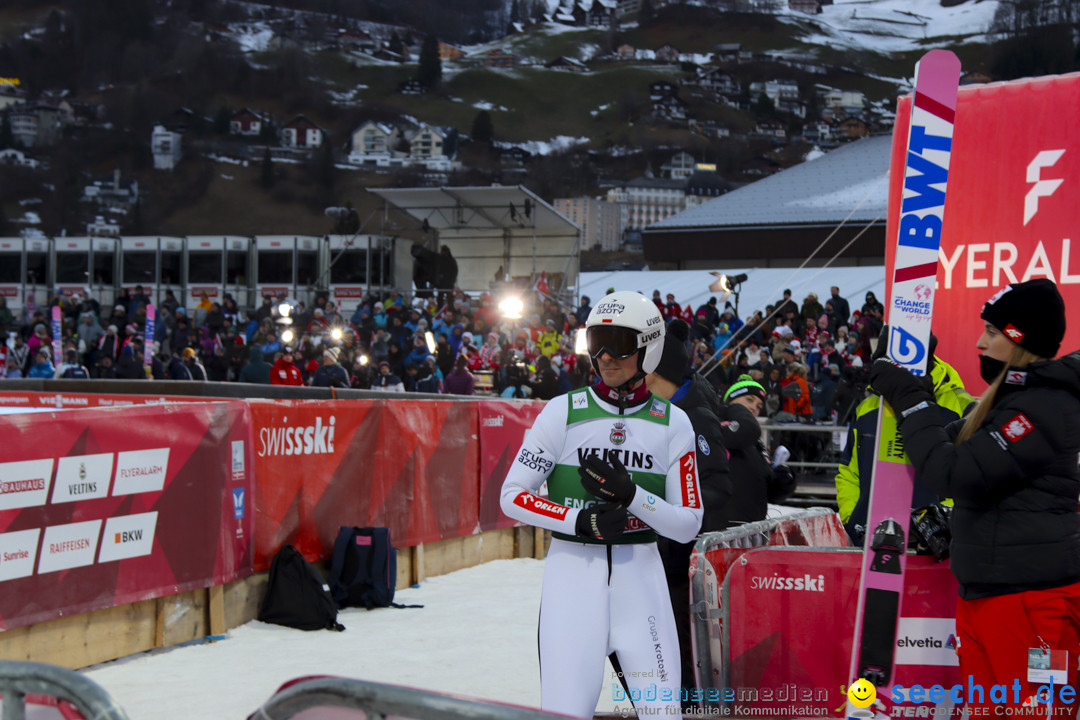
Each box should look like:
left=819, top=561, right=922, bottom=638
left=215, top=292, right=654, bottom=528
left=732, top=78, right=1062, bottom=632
left=270, top=347, right=304, bottom=386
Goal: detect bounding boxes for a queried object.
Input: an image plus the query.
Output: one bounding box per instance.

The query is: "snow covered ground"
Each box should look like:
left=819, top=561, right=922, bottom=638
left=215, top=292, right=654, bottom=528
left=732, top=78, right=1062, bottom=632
left=80, top=558, right=635, bottom=720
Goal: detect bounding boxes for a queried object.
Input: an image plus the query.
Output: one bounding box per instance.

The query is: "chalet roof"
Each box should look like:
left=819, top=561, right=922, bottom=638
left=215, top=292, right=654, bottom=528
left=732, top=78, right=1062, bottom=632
left=647, top=135, right=890, bottom=230
left=283, top=114, right=322, bottom=129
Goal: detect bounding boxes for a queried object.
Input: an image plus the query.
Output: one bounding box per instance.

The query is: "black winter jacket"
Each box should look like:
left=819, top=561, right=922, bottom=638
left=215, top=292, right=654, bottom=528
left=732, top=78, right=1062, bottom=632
left=717, top=401, right=775, bottom=527
left=899, top=352, right=1080, bottom=599
left=669, top=373, right=734, bottom=534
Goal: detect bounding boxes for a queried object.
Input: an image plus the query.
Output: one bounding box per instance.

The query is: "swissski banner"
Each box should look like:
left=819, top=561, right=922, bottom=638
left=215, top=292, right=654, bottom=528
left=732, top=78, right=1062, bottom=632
left=724, top=548, right=959, bottom=718
left=887, top=71, right=1080, bottom=391
left=249, top=399, right=480, bottom=571
left=477, top=400, right=545, bottom=531
left=0, top=401, right=255, bottom=631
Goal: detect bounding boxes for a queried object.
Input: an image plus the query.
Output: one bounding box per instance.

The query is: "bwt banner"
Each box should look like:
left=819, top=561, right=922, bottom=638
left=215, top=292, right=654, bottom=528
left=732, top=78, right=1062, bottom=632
left=0, top=402, right=255, bottom=631
left=249, top=399, right=481, bottom=571
left=477, top=401, right=544, bottom=532
left=888, top=71, right=1080, bottom=391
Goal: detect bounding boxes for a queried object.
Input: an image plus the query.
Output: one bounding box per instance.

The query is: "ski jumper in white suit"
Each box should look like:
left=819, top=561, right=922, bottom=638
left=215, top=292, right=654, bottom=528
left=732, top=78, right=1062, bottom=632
left=501, top=383, right=703, bottom=719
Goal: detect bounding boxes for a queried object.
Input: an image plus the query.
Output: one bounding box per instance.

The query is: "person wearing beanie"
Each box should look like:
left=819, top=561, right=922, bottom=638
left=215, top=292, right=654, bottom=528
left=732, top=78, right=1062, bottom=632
left=180, top=345, right=207, bottom=381
left=644, top=318, right=733, bottom=711
left=870, top=278, right=1080, bottom=715
left=718, top=373, right=796, bottom=526
left=312, top=346, right=350, bottom=388
left=57, top=347, right=90, bottom=379
left=367, top=359, right=403, bottom=393
left=270, top=347, right=304, bottom=386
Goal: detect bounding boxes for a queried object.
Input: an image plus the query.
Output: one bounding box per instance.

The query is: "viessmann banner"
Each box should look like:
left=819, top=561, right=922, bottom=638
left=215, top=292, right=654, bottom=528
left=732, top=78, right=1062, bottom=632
left=0, top=402, right=255, bottom=630
left=887, top=71, right=1080, bottom=391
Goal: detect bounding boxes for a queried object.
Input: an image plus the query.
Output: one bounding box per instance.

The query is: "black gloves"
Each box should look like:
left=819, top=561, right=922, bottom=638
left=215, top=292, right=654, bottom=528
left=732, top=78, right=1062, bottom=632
left=768, top=464, right=796, bottom=504
left=911, top=504, right=952, bottom=562
left=575, top=503, right=628, bottom=541
left=869, top=358, right=934, bottom=417
left=578, top=454, right=637, bottom=508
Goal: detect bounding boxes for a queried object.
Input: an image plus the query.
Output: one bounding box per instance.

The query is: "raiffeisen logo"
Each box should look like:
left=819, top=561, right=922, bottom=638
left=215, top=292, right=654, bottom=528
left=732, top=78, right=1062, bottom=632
left=750, top=573, right=826, bottom=592
left=258, top=416, right=337, bottom=457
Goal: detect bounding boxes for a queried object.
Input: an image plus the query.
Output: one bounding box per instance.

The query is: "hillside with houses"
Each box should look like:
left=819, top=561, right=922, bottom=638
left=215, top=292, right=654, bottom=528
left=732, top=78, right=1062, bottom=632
left=0, top=0, right=1072, bottom=252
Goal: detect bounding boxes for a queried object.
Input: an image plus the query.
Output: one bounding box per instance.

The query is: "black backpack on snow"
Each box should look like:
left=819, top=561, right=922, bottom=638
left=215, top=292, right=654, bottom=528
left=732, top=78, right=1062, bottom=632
left=328, top=526, right=420, bottom=610
left=259, top=544, right=345, bottom=631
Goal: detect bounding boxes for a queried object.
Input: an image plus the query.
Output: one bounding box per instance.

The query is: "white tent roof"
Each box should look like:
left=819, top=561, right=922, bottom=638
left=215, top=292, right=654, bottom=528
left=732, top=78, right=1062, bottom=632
left=371, top=186, right=580, bottom=297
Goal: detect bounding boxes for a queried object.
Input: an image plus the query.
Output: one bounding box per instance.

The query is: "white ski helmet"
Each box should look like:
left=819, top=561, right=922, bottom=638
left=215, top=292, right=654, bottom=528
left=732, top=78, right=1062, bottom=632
left=585, top=291, right=666, bottom=377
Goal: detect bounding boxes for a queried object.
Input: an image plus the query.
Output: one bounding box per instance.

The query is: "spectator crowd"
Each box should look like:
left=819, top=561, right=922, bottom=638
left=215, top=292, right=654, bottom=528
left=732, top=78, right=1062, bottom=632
left=0, top=282, right=884, bottom=420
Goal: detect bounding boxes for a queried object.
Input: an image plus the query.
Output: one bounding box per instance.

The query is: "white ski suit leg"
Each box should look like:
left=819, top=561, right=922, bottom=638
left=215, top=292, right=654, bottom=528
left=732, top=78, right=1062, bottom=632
left=539, top=538, right=682, bottom=719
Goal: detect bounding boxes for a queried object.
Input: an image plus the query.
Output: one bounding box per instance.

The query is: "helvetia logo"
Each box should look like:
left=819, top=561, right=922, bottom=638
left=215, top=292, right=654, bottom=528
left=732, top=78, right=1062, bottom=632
left=750, top=573, right=826, bottom=592
left=258, top=415, right=337, bottom=456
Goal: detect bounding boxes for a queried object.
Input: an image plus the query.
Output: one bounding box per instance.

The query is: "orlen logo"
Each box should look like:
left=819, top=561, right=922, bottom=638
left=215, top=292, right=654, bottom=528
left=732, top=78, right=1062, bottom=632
left=258, top=416, right=337, bottom=457
left=680, top=451, right=700, bottom=509
left=750, top=573, right=826, bottom=592
left=513, top=492, right=568, bottom=520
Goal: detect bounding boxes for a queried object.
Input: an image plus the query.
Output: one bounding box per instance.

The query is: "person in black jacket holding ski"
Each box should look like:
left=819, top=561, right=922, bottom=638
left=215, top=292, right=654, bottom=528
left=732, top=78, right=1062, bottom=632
left=870, top=278, right=1080, bottom=716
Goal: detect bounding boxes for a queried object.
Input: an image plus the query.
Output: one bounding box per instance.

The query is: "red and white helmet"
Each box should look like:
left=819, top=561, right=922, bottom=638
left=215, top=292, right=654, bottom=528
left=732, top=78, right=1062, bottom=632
left=585, top=291, right=666, bottom=377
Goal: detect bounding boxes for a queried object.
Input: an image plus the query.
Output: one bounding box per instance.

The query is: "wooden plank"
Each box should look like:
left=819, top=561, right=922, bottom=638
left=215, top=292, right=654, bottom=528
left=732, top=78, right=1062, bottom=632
left=225, top=574, right=266, bottom=629
left=208, top=585, right=226, bottom=638
left=155, top=596, right=167, bottom=648
left=0, top=599, right=157, bottom=670
left=412, top=543, right=426, bottom=585
left=158, top=590, right=207, bottom=647
left=480, top=528, right=514, bottom=564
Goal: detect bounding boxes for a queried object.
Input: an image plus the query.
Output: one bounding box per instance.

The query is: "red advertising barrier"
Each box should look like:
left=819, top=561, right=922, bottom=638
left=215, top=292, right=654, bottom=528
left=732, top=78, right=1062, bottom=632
left=0, top=390, right=213, bottom=409
left=249, top=399, right=480, bottom=571
left=477, top=401, right=545, bottom=531
left=725, top=548, right=959, bottom=717
left=0, top=402, right=255, bottom=631
left=888, top=72, right=1080, bottom=392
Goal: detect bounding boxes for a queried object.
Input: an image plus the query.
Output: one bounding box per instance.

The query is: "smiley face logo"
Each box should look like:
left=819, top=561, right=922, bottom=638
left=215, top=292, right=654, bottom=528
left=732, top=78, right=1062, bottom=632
left=847, top=678, right=877, bottom=709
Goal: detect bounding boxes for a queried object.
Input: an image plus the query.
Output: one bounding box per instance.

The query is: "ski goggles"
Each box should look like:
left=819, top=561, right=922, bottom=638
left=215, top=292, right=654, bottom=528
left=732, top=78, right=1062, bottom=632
left=587, top=325, right=640, bottom=360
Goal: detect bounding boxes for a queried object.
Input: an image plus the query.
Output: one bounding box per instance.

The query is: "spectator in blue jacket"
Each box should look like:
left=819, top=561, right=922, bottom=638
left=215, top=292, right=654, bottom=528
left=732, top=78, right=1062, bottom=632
left=27, top=348, right=55, bottom=378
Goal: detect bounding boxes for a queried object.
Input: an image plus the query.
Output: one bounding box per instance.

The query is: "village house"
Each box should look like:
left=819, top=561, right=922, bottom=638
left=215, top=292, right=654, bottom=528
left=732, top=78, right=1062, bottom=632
left=279, top=115, right=325, bottom=148
left=230, top=108, right=268, bottom=136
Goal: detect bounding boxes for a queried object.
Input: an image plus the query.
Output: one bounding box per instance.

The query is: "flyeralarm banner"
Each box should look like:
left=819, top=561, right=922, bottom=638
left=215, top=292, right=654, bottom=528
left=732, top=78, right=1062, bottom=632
left=0, top=401, right=255, bottom=631
left=887, top=71, right=1080, bottom=391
